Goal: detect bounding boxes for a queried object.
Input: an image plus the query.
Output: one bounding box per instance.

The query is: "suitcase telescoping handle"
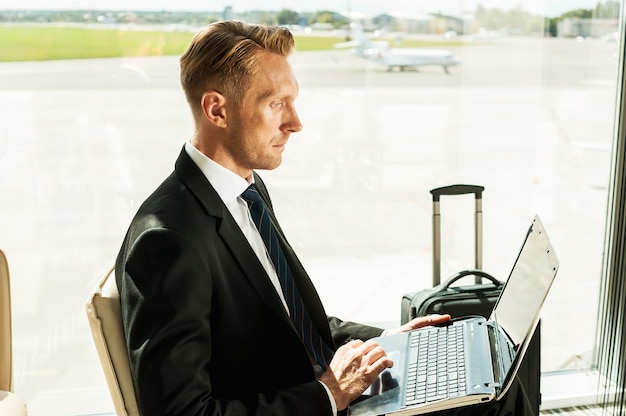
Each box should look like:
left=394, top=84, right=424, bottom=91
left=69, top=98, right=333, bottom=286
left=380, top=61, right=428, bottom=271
left=430, top=185, right=485, bottom=285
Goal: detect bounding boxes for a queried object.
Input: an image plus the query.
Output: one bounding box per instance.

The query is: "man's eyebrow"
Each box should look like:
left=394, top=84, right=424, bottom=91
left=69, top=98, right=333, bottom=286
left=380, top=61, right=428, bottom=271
left=257, top=87, right=282, bottom=102
left=254, top=81, right=298, bottom=103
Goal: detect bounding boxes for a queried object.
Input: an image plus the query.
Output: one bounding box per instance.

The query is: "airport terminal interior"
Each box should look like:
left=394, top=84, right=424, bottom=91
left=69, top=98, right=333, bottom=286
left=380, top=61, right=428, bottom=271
left=1, top=0, right=626, bottom=414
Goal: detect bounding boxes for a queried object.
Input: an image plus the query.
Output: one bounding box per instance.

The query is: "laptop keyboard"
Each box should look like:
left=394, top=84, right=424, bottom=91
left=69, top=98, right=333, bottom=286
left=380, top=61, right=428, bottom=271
left=405, top=325, right=467, bottom=405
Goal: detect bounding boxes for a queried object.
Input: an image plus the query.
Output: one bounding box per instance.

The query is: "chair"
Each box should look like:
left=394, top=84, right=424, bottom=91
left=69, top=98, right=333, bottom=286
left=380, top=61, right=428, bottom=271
left=0, top=249, right=28, bottom=415
left=86, top=265, right=139, bottom=416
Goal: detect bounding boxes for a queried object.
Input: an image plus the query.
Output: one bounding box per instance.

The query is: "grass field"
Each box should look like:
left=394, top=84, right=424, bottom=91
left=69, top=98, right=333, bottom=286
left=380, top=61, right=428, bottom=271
left=0, top=26, right=197, bottom=61
left=0, top=25, right=463, bottom=62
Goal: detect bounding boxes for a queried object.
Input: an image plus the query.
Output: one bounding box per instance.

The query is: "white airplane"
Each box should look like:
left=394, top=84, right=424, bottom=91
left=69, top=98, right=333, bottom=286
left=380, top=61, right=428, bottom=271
left=335, top=24, right=462, bottom=73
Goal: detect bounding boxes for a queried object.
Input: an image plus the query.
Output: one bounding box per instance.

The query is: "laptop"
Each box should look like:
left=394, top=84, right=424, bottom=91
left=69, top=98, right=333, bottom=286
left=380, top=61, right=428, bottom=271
left=348, top=214, right=559, bottom=416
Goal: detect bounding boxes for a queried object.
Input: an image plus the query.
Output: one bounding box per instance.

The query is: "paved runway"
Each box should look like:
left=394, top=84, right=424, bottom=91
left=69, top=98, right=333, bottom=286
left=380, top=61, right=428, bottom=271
left=0, top=35, right=618, bottom=414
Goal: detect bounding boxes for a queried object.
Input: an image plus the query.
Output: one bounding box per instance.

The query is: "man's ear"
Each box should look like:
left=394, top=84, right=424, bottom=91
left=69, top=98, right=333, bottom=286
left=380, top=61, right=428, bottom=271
left=200, top=91, right=227, bottom=128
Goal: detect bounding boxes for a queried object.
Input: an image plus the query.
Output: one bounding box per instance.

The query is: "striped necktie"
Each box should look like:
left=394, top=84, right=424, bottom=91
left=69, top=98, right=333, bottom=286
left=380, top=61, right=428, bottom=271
left=241, top=184, right=334, bottom=370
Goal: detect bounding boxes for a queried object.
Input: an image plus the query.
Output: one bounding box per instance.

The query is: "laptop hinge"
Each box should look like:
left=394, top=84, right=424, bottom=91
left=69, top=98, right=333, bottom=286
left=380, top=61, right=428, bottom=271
left=485, top=321, right=507, bottom=386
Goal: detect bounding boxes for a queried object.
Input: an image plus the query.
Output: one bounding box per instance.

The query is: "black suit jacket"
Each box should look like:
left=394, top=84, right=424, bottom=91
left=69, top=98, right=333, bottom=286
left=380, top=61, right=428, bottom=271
left=115, top=148, right=384, bottom=415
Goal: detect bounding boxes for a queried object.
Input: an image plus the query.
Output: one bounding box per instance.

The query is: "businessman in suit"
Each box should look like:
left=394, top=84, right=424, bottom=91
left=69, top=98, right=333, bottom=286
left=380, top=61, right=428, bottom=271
left=115, top=21, right=534, bottom=415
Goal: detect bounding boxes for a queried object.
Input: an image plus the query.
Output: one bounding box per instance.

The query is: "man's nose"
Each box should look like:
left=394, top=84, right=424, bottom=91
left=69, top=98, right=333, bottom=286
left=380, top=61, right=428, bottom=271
left=285, top=106, right=303, bottom=133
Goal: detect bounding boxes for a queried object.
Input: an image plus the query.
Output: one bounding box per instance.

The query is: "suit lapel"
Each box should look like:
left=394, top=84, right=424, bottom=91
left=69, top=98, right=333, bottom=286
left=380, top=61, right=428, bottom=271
left=173, top=148, right=292, bottom=326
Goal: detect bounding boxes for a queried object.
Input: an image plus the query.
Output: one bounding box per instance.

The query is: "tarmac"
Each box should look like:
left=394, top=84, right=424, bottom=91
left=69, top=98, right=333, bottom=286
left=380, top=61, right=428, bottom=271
left=0, top=35, right=618, bottom=414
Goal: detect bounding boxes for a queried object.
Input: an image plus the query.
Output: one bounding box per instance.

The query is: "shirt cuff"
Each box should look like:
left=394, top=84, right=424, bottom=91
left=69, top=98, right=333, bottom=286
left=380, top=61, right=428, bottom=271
left=318, top=380, right=338, bottom=416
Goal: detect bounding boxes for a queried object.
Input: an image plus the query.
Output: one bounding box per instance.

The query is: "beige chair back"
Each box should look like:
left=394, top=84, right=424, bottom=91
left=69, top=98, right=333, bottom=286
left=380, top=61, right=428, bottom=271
left=0, top=249, right=28, bottom=415
left=86, top=265, right=139, bottom=416
left=0, top=249, right=13, bottom=393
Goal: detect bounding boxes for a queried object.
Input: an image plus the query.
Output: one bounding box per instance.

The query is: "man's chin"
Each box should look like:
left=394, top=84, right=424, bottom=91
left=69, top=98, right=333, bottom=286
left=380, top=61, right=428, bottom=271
left=255, top=158, right=282, bottom=171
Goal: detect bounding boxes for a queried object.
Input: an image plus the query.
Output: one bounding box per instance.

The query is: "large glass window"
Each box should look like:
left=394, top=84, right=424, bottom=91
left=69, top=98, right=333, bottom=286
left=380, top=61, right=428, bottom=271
left=0, top=1, right=620, bottom=414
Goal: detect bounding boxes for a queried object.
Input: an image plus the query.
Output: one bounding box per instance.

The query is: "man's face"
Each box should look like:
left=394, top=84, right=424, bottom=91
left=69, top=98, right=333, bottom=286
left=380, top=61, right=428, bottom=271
left=222, top=50, right=302, bottom=178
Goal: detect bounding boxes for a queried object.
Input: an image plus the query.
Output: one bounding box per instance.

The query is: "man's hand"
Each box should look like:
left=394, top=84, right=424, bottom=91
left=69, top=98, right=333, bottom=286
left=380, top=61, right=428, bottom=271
left=385, top=314, right=451, bottom=336
left=318, top=339, right=393, bottom=411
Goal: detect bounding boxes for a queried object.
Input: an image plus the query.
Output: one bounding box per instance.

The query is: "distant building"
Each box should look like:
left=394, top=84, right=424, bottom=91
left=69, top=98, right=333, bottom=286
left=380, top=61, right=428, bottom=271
left=371, top=12, right=464, bottom=35
left=557, top=17, right=618, bottom=38
left=372, top=12, right=433, bottom=33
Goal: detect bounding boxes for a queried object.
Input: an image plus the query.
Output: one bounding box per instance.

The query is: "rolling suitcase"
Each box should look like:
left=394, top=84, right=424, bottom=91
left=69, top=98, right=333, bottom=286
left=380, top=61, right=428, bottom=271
left=400, top=184, right=542, bottom=414
left=400, top=184, right=501, bottom=323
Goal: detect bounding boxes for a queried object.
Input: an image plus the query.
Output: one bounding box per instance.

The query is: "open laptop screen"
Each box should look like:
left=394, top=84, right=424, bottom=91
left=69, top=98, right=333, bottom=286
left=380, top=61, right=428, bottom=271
left=490, top=216, right=559, bottom=394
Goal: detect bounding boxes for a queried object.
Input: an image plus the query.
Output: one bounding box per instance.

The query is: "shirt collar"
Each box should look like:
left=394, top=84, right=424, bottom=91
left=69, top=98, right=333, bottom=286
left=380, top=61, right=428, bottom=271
left=184, top=141, right=252, bottom=205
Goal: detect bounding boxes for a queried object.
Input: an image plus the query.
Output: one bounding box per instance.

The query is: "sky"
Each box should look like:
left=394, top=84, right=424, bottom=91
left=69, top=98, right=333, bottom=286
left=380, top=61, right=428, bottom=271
left=0, top=0, right=598, bottom=18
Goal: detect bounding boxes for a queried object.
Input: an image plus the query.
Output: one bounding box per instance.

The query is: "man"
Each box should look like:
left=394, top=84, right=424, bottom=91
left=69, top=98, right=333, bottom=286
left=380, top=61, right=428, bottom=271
left=116, top=21, right=533, bottom=415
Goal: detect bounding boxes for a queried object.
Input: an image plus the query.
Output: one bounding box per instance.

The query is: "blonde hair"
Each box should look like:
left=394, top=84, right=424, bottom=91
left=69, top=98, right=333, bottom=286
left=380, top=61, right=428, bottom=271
left=180, top=20, right=295, bottom=119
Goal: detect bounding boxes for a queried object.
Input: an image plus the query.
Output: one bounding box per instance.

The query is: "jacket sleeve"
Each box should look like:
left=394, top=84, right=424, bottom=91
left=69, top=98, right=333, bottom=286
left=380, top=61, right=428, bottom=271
left=327, top=316, right=385, bottom=346
left=117, top=227, right=333, bottom=416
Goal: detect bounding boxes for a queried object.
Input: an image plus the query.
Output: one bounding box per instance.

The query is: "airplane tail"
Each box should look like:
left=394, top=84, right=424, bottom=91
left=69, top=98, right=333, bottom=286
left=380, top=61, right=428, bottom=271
left=334, top=23, right=389, bottom=55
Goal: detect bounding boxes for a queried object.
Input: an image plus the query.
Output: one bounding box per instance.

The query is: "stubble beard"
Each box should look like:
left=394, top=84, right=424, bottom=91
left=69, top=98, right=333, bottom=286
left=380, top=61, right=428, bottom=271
left=226, top=131, right=284, bottom=173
